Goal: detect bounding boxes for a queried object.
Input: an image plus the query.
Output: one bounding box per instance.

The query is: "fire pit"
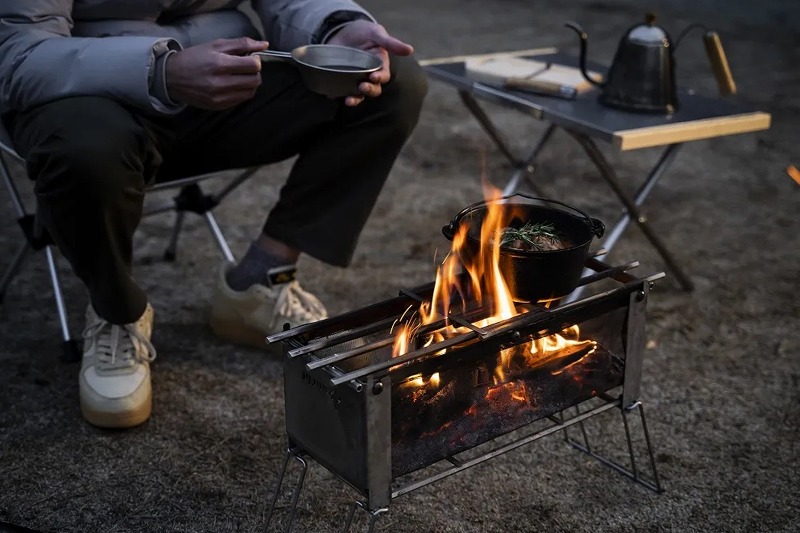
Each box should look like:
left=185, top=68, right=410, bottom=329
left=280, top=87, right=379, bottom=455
left=265, top=194, right=664, bottom=532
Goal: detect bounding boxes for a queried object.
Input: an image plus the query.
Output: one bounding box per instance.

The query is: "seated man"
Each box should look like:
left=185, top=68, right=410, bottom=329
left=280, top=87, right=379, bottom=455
left=0, top=0, right=427, bottom=429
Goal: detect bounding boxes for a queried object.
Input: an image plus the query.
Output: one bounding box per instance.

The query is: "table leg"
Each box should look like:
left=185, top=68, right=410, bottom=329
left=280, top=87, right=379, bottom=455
left=503, top=125, right=556, bottom=197
left=566, top=131, right=694, bottom=291
left=603, top=144, right=682, bottom=253
left=458, top=91, right=554, bottom=196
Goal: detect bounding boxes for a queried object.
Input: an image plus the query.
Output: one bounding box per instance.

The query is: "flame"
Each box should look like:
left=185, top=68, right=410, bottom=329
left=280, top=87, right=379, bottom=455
left=402, top=372, right=441, bottom=389
left=392, top=324, right=412, bottom=357
left=393, top=180, right=596, bottom=396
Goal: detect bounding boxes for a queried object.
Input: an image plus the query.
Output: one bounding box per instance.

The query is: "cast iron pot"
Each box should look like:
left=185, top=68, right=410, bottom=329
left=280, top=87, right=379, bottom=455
left=441, top=194, right=605, bottom=302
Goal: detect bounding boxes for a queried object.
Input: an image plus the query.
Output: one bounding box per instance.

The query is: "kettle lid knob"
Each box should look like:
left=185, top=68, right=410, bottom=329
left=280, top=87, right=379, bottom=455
left=627, top=12, right=670, bottom=45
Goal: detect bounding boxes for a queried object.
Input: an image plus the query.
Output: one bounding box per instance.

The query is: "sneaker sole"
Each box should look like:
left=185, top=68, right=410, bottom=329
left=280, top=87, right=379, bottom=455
left=209, top=315, right=273, bottom=351
left=81, top=397, right=152, bottom=429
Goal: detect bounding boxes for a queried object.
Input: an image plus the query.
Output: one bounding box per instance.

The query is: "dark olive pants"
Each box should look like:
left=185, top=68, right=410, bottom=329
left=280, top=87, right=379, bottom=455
left=9, top=56, right=428, bottom=324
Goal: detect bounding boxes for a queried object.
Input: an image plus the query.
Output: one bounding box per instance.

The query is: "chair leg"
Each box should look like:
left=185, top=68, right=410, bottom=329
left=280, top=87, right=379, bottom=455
left=0, top=241, right=80, bottom=361
left=3, top=149, right=81, bottom=360
left=163, top=211, right=186, bottom=262
left=0, top=240, right=29, bottom=304
left=204, top=212, right=236, bottom=264
left=156, top=183, right=238, bottom=264
left=44, top=246, right=81, bottom=362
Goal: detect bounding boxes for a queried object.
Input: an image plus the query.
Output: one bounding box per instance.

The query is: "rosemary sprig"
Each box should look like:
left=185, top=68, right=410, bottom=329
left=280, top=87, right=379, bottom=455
left=499, top=221, right=563, bottom=251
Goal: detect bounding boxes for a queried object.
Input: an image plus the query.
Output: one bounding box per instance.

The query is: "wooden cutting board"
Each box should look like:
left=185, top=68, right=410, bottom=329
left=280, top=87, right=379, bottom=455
left=465, top=56, right=603, bottom=96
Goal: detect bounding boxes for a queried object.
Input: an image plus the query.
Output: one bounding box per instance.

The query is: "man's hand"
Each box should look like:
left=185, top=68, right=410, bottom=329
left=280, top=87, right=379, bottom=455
left=165, top=38, right=269, bottom=110
left=326, top=20, right=414, bottom=107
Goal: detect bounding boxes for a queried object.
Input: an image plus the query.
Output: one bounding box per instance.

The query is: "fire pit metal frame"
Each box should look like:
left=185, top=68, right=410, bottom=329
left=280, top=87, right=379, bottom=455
left=265, top=260, right=665, bottom=533
left=266, top=394, right=661, bottom=533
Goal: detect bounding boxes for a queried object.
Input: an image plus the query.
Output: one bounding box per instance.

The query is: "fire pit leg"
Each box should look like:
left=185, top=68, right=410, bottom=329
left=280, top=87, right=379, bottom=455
left=265, top=447, right=309, bottom=533
left=623, top=401, right=662, bottom=493
left=341, top=501, right=388, bottom=533
left=565, top=404, right=593, bottom=452
left=564, top=399, right=663, bottom=493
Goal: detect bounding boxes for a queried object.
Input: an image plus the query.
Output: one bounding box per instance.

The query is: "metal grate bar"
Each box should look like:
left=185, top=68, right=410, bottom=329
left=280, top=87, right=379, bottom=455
left=577, top=261, right=639, bottom=287
left=268, top=293, right=427, bottom=344
left=288, top=316, right=399, bottom=358
left=327, top=275, right=663, bottom=387
left=305, top=336, right=395, bottom=371
left=329, top=331, right=479, bottom=387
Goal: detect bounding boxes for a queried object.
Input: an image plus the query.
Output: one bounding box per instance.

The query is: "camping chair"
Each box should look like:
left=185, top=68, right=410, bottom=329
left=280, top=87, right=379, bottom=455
left=0, top=116, right=259, bottom=361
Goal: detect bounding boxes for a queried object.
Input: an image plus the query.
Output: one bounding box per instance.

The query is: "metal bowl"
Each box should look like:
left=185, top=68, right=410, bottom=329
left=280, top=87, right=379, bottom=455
left=256, top=45, right=383, bottom=98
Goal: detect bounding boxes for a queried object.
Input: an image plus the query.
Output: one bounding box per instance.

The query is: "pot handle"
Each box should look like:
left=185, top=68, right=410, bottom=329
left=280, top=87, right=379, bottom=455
left=444, top=193, right=604, bottom=239
left=590, top=217, right=605, bottom=238
left=442, top=194, right=498, bottom=241
left=442, top=222, right=456, bottom=241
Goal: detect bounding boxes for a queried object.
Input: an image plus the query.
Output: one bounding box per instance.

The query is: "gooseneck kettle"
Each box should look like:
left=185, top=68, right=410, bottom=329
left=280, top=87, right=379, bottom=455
left=565, top=13, right=736, bottom=114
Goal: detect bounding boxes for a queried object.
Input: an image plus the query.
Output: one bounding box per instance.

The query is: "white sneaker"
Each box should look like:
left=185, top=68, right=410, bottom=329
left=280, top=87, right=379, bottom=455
left=209, top=263, right=328, bottom=349
left=80, top=303, right=156, bottom=428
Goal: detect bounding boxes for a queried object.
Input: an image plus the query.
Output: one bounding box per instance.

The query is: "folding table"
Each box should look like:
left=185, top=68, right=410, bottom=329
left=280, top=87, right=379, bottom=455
left=422, top=48, right=771, bottom=293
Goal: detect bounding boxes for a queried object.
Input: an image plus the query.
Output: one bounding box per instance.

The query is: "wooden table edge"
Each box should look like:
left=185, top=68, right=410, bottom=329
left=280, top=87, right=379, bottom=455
left=613, top=111, right=772, bottom=151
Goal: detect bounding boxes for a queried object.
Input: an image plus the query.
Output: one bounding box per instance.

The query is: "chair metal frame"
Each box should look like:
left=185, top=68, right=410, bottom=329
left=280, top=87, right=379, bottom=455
left=0, top=118, right=257, bottom=361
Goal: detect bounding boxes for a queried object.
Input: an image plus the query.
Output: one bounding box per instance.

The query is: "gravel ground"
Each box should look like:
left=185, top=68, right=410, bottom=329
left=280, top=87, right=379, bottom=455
left=1, top=1, right=798, bottom=532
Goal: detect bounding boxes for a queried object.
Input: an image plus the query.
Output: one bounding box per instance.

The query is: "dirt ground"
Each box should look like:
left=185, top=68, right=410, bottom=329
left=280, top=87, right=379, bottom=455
left=1, top=0, right=798, bottom=532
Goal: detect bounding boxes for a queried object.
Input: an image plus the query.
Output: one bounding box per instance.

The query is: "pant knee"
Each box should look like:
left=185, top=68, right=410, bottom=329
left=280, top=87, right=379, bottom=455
left=24, top=97, right=153, bottom=204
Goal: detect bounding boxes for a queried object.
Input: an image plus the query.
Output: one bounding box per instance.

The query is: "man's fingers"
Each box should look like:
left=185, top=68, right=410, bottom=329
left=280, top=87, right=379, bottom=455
left=345, top=95, right=365, bottom=107
left=346, top=80, right=382, bottom=107
left=218, top=53, right=263, bottom=74
left=220, top=74, right=262, bottom=92
left=214, top=37, right=269, bottom=55
left=372, top=33, right=414, bottom=57
left=232, top=73, right=262, bottom=90
left=369, top=67, right=390, bottom=85
left=206, top=73, right=261, bottom=99
left=358, top=81, right=382, bottom=99
left=366, top=49, right=391, bottom=85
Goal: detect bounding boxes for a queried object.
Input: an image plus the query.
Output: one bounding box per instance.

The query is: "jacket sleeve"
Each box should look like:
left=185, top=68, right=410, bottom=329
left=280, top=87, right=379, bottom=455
left=252, top=0, right=375, bottom=51
left=0, top=1, right=182, bottom=115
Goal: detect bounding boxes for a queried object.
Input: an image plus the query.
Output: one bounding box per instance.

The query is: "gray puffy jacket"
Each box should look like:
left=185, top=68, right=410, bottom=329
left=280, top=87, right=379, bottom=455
left=0, top=0, right=373, bottom=115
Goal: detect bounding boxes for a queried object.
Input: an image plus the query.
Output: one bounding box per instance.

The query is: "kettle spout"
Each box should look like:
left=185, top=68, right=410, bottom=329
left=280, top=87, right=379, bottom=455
left=564, top=21, right=605, bottom=88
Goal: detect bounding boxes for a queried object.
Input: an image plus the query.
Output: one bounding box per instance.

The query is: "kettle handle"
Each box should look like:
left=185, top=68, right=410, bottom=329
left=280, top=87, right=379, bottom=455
left=675, top=23, right=737, bottom=97
left=703, top=31, right=737, bottom=96
left=563, top=22, right=605, bottom=88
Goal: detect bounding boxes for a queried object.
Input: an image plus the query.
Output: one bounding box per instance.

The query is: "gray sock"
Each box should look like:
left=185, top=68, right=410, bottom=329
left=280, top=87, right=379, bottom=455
left=225, top=243, right=294, bottom=291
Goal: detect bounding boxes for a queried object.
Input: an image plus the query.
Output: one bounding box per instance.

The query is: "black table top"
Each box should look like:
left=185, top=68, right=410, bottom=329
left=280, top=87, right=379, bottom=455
left=424, top=53, right=769, bottom=149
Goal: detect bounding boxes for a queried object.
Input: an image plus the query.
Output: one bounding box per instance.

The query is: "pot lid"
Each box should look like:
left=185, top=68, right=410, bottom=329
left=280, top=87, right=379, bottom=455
left=626, top=13, right=670, bottom=46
